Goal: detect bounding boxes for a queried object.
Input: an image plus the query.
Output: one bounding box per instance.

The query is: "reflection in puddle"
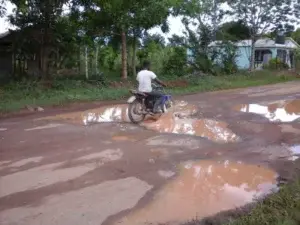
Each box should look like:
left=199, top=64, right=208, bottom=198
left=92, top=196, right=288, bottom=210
left=291, top=145, right=300, bottom=155
left=235, top=99, right=300, bottom=122
left=82, top=105, right=129, bottom=125
left=41, top=105, right=129, bottom=125
left=142, top=113, right=239, bottom=143
left=115, top=160, right=277, bottom=225
left=290, top=145, right=300, bottom=161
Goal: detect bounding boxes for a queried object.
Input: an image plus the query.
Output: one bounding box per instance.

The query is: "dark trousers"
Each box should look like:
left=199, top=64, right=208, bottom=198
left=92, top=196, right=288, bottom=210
left=146, top=91, right=164, bottom=112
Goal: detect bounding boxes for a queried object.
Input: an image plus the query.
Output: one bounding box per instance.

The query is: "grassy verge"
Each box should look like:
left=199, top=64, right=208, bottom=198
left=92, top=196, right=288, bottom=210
left=0, top=70, right=297, bottom=113
left=226, top=178, right=300, bottom=225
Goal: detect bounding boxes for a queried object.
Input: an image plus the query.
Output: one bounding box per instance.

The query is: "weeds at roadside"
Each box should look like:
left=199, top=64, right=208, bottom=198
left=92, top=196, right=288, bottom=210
left=226, top=178, right=300, bottom=225
left=0, top=70, right=298, bottom=113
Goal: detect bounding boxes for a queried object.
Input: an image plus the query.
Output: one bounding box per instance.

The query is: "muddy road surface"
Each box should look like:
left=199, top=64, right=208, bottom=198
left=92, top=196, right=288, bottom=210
left=1, top=81, right=300, bottom=225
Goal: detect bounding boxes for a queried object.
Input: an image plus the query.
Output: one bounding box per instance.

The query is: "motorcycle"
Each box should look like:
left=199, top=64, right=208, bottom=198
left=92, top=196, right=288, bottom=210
left=127, top=83, right=173, bottom=123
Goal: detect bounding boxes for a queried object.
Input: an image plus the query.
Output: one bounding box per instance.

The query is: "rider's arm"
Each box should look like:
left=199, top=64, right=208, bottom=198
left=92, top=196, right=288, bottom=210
left=154, top=78, right=167, bottom=87
left=150, top=71, right=167, bottom=87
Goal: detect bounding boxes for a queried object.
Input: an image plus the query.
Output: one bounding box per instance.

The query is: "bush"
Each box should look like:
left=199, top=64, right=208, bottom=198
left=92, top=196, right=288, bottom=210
left=264, top=58, right=289, bottom=70
left=162, top=46, right=188, bottom=76
left=220, top=42, right=238, bottom=74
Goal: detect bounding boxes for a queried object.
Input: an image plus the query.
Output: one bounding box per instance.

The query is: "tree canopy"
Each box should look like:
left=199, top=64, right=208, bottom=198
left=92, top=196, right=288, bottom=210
left=1, top=0, right=299, bottom=79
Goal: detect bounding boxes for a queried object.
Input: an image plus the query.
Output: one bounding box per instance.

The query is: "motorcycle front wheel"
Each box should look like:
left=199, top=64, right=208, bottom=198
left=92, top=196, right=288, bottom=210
left=128, top=99, right=146, bottom=123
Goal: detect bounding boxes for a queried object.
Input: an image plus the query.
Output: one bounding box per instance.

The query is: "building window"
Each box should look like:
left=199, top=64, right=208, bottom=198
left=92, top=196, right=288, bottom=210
left=277, top=49, right=287, bottom=63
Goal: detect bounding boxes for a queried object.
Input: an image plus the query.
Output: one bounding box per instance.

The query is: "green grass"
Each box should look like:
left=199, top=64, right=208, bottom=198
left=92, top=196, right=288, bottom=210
left=226, top=178, right=300, bottom=225
left=0, top=70, right=297, bottom=113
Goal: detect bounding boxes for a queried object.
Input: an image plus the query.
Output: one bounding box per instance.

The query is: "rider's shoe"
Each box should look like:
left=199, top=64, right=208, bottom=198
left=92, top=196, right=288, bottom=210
left=153, top=109, right=162, bottom=113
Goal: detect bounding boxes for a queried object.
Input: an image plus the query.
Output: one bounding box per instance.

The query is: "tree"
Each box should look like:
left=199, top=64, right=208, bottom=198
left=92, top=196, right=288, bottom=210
left=126, top=1, right=175, bottom=77
left=226, top=0, right=297, bottom=71
left=162, top=46, right=187, bottom=76
left=0, top=0, right=6, bottom=18
left=178, top=18, right=216, bottom=74
left=142, top=33, right=166, bottom=48
left=51, top=16, right=82, bottom=71
left=174, top=0, right=227, bottom=40
left=291, top=28, right=300, bottom=45
left=172, top=0, right=223, bottom=74
left=168, top=34, right=185, bottom=46
left=9, top=0, right=68, bottom=78
left=264, top=23, right=295, bottom=38
left=217, top=20, right=251, bottom=41
left=71, top=0, right=177, bottom=79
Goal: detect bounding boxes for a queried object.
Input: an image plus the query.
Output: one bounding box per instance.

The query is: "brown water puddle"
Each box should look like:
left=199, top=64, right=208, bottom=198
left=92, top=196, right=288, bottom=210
left=289, top=144, right=300, bottom=161
left=42, top=101, right=197, bottom=125
left=112, top=135, right=136, bottom=142
left=173, top=100, right=198, bottom=117
left=234, top=99, right=300, bottom=122
left=42, top=104, right=130, bottom=125
left=142, top=113, right=239, bottom=143
left=42, top=101, right=237, bottom=143
left=115, top=160, right=277, bottom=225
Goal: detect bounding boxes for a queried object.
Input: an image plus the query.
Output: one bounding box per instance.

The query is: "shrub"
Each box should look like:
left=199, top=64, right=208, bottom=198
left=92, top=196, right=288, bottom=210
left=264, top=58, right=289, bottom=70
left=162, top=46, right=188, bottom=76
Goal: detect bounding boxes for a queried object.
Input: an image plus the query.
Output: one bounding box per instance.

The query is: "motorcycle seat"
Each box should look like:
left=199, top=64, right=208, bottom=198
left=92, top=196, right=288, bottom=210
left=130, top=89, right=148, bottom=96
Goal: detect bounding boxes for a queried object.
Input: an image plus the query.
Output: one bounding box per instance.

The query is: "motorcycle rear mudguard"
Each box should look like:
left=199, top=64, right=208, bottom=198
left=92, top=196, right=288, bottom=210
left=127, top=96, right=136, bottom=103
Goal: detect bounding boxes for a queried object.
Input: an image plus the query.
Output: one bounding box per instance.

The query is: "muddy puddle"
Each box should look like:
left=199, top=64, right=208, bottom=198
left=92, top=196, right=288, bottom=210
left=42, top=101, right=195, bottom=125
left=111, top=135, right=136, bottom=142
left=235, top=99, right=300, bottom=122
left=142, top=114, right=238, bottom=143
left=289, top=144, right=300, bottom=161
left=42, top=104, right=130, bottom=125
left=115, top=160, right=277, bottom=225
left=43, top=101, right=238, bottom=142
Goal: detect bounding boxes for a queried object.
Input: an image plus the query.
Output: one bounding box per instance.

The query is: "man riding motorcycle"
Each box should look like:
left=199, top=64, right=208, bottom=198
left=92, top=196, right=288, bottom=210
left=136, top=60, right=167, bottom=113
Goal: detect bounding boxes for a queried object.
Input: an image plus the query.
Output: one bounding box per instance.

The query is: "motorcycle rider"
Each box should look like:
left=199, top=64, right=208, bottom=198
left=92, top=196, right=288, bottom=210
left=136, top=60, right=167, bottom=113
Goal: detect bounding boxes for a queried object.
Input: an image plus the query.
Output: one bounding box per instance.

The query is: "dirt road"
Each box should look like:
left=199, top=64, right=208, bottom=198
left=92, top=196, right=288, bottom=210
left=1, top=81, right=300, bottom=225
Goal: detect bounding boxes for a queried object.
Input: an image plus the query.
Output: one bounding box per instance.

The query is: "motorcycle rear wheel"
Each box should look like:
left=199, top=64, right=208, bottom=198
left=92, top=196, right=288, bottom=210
left=128, top=99, right=146, bottom=123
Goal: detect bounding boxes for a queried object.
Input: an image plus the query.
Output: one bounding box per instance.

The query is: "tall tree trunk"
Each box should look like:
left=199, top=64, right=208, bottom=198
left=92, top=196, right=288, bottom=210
left=12, top=48, right=16, bottom=79
left=95, top=45, right=99, bottom=75
left=212, top=0, right=218, bottom=41
left=77, top=47, right=81, bottom=73
left=250, top=37, right=256, bottom=71
left=121, top=31, right=128, bottom=79
left=85, top=46, right=89, bottom=79
left=41, top=45, right=50, bottom=79
left=132, top=35, right=137, bottom=77
left=42, top=1, right=50, bottom=80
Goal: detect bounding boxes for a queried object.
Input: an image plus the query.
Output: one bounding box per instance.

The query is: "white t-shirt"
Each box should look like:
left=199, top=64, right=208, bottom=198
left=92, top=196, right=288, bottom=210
left=136, top=69, right=157, bottom=92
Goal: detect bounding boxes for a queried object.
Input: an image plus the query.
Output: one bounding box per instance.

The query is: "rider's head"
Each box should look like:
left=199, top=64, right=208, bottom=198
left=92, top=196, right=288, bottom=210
left=142, top=60, right=151, bottom=70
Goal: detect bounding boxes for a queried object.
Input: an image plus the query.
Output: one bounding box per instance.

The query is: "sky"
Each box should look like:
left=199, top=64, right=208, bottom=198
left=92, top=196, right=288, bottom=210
left=0, top=2, right=186, bottom=36
left=1, top=1, right=298, bottom=38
